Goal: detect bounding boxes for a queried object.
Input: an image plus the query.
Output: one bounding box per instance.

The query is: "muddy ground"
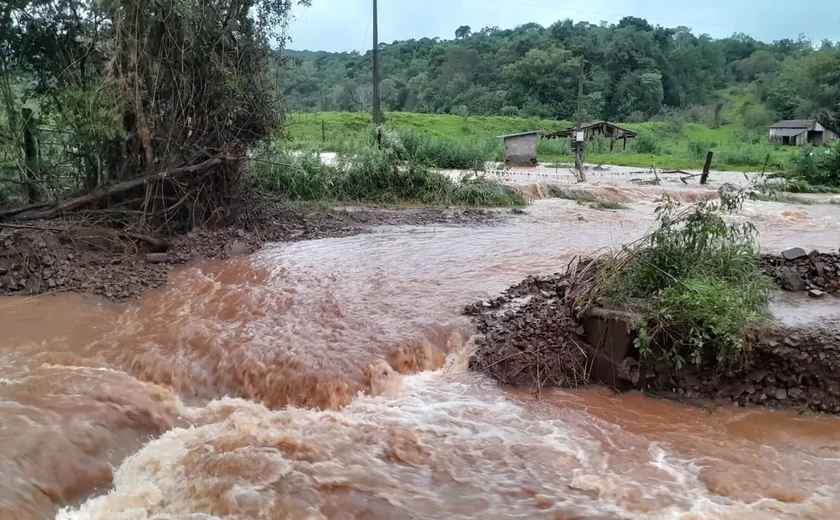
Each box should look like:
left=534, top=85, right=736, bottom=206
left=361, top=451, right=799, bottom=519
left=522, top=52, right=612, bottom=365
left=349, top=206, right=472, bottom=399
left=0, top=205, right=503, bottom=302
left=467, top=266, right=840, bottom=414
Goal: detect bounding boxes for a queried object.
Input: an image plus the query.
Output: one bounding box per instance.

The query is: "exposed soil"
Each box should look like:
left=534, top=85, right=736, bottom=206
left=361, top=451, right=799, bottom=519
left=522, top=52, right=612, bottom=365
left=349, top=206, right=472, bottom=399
left=466, top=262, right=840, bottom=414
left=0, top=205, right=503, bottom=302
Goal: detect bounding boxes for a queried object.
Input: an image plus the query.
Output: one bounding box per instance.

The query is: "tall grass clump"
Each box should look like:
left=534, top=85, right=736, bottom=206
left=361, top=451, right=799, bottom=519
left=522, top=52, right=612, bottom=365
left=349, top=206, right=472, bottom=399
left=252, top=143, right=525, bottom=207
left=538, top=137, right=571, bottom=157
left=584, top=185, right=773, bottom=370
left=394, top=128, right=493, bottom=170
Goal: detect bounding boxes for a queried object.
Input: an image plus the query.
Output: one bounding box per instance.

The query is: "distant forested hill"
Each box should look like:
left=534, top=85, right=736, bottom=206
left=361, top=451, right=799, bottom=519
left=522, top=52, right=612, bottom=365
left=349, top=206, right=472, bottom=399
left=279, top=18, right=839, bottom=128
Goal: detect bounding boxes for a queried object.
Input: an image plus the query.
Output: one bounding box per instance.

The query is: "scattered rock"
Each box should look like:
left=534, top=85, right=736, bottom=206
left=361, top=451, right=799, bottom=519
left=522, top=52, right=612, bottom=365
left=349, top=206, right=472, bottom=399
left=762, top=251, right=840, bottom=293
left=788, top=387, right=804, bottom=399
left=809, top=289, right=826, bottom=299
left=779, top=268, right=807, bottom=292
left=748, top=370, right=768, bottom=383
left=775, top=388, right=788, bottom=401
left=781, top=247, right=808, bottom=261
left=145, top=253, right=169, bottom=264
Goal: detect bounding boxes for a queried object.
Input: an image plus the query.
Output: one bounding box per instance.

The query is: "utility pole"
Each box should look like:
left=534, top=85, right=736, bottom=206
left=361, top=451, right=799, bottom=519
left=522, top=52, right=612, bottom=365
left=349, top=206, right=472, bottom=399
left=574, top=57, right=586, bottom=183
left=372, top=0, right=382, bottom=145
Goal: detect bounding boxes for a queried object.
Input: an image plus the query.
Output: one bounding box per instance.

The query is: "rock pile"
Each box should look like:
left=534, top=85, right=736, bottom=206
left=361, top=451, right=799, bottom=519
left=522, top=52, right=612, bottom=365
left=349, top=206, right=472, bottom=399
left=761, top=248, right=840, bottom=297
left=465, top=274, right=592, bottom=388
left=647, top=324, right=840, bottom=414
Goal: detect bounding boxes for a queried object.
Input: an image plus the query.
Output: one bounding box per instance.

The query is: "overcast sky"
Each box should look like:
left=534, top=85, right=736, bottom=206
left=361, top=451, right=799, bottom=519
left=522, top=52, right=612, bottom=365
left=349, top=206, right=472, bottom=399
left=286, top=0, right=839, bottom=52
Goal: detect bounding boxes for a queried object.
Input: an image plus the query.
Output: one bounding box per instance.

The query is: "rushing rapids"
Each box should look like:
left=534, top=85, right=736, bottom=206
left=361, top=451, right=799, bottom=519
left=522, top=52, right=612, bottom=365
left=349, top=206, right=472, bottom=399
left=2, top=180, right=840, bottom=519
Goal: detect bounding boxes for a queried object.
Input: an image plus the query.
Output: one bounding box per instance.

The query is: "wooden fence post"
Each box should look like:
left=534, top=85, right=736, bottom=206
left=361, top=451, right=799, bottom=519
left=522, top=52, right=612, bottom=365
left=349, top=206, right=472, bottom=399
left=700, top=151, right=713, bottom=185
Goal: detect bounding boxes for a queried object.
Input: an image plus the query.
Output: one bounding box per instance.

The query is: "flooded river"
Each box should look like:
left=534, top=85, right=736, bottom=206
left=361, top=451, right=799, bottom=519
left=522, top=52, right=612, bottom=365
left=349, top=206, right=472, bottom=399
left=2, top=183, right=840, bottom=519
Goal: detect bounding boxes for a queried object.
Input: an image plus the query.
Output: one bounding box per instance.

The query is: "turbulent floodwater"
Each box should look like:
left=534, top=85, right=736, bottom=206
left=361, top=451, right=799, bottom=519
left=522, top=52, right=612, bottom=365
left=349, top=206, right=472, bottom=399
left=3, top=183, right=840, bottom=519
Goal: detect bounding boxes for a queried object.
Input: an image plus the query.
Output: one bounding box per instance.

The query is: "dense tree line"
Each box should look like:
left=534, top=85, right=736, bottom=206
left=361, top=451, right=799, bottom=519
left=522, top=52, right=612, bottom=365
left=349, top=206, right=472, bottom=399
left=282, top=18, right=840, bottom=127
left=1, top=0, right=305, bottom=223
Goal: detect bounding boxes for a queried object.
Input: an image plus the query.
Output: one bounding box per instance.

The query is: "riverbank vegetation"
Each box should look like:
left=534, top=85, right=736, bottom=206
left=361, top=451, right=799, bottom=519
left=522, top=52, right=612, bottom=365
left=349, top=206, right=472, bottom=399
left=575, top=186, right=774, bottom=370
left=252, top=138, right=525, bottom=207
left=0, top=0, right=313, bottom=233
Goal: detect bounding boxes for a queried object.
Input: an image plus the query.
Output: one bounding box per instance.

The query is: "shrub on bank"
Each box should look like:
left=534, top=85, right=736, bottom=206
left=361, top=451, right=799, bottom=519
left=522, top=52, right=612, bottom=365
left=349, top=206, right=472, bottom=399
left=590, top=187, right=773, bottom=369
left=631, top=130, right=660, bottom=155
left=252, top=145, right=524, bottom=207
left=789, top=141, right=840, bottom=187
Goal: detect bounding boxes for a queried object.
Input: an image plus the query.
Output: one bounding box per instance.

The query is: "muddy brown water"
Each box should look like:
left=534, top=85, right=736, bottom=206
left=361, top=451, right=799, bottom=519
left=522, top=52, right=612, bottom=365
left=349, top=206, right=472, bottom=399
left=2, top=186, right=840, bottom=519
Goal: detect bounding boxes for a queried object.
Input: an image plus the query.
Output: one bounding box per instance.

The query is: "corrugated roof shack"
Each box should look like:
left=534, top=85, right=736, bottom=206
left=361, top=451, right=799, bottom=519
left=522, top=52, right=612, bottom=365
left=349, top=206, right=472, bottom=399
left=497, top=131, right=539, bottom=166
left=770, top=120, right=839, bottom=146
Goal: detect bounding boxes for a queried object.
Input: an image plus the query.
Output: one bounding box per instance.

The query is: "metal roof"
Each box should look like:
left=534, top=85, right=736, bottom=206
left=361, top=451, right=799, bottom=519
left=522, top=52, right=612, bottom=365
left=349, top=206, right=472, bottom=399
left=495, top=131, right=541, bottom=139
left=770, top=120, right=817, bottom=129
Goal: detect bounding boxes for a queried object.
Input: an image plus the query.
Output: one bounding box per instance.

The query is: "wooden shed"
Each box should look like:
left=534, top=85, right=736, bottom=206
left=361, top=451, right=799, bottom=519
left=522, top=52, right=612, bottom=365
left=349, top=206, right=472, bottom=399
left=543, top=121, right=638, bottom=150
left=770, top=120, right=838, bottom=146
left=496, top=131, right=539, bottom=166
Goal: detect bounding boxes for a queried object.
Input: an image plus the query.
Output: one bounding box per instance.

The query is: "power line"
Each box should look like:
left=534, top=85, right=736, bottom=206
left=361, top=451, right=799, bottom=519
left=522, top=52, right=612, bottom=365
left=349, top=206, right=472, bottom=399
left=362, top=2, right=373, bottom=52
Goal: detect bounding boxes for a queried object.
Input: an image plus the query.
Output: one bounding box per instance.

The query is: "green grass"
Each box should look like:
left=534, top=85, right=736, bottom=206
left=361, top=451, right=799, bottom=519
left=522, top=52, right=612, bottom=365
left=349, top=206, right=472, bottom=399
left=288, top=108, right=799, bottom=172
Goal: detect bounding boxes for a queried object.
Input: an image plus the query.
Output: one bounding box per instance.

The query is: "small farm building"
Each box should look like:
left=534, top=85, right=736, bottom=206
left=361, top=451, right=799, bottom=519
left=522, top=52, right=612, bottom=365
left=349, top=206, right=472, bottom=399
left=769, top=120, right=838, bottom=146
left=497, top=131, right=539, bottom=166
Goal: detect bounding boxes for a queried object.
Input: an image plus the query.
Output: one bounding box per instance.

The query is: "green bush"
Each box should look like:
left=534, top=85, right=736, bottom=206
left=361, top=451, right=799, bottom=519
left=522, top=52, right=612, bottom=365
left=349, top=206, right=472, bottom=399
left=588, top=135, right=609, bottom=154
left=596, top=187, right=773, bottom=369
left=538, top=138, right=571, bottom=157
left=790, top=141, right=840, bottom=186
left=687, top=140, right=714, bottom=160
left=546, top=186, right=628, bottom=210
left=655, top=274, right=771, bottom=366
left=453, top=173, right=527, bottom=207
left=716, top=145, right=775, bottom=167
left=631, top=131, right=661, bottom=154
left=500, top=106, right=520, bottom=117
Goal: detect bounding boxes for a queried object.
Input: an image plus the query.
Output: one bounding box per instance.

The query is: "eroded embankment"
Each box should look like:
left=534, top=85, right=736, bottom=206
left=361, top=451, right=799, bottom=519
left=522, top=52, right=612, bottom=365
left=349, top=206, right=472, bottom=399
left=467, top=260, right=840, bottom=414
left=0, top=206, right=500, bottom=302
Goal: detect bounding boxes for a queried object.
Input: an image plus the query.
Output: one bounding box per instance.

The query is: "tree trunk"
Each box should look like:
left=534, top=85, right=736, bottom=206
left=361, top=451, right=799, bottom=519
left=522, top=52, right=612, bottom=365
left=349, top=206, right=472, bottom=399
left=21, top=108, right=40, bottom=203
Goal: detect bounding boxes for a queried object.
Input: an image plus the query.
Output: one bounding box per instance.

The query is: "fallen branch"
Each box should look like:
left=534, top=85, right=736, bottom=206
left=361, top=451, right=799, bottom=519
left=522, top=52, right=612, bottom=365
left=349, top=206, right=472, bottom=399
left=10, top=155, right=238, bottom=222
left=0, top=201, right=53, bottom=219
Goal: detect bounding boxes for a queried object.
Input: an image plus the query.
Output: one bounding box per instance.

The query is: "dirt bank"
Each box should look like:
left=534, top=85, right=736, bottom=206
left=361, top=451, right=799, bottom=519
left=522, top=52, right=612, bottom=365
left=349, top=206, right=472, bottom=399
left=465, top=273, right=591, bottom=389
left=466, top=264, right=840, bottom=414
left=1, top=205, right=502, bottom=302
